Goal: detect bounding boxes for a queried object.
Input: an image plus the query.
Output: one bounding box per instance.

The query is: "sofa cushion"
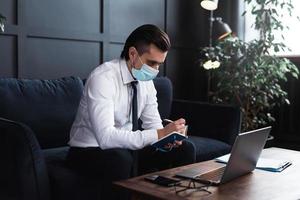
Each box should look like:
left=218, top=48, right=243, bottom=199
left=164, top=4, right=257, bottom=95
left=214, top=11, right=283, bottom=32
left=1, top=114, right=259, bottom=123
left=171, top=100, right=241, bottom=145
left=0, top=76, right=84, bottom=148
left=187, top=136, right=231, bottom=162
left=153, top=77, right=173, bottom=120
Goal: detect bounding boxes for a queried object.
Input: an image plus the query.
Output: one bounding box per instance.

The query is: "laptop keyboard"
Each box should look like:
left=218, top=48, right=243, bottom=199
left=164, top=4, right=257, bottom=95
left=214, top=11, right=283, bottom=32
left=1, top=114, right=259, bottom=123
left=196, top=166, right=226, bottom=182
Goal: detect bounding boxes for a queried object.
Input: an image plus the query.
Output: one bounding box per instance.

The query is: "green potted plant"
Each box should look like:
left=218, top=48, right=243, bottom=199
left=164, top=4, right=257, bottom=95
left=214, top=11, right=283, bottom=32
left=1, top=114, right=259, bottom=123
left=0, top=13, right=6, bottom=33
left=201, top=0, right=299, bottom=131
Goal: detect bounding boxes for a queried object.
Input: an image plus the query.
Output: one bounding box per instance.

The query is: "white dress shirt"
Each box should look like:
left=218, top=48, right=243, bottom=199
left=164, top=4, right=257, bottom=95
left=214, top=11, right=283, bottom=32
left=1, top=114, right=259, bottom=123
left=69, top=59, right=163, bottom=150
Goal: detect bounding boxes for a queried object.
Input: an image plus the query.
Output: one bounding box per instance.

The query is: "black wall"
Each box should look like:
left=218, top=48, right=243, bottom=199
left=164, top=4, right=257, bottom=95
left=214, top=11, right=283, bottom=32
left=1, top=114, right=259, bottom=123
left=0, top=0, right=243, bottom=101
left=0, top=0, right=106, bottom=80
left=273, top=57, right=300, bottom=150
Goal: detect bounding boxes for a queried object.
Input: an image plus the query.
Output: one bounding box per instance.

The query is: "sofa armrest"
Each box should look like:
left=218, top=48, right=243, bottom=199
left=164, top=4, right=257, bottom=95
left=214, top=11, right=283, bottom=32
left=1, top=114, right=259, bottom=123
left=0, top=117, right=51, bottom=200
left=170, top=100, right=242, bottom=145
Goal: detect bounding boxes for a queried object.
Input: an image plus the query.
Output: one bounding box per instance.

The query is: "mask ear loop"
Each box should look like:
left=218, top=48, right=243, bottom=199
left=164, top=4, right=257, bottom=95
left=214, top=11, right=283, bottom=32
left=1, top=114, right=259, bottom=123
left=137, top=55, right=145, bottom=65
left=131, top=49, right=144, bottom=70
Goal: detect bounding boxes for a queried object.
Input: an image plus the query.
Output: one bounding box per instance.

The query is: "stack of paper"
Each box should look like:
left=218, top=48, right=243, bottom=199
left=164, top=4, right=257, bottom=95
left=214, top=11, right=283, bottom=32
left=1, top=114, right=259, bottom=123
left=215, top=154, right=292, bottom=172
left=255, top=158, right=292, bottom=172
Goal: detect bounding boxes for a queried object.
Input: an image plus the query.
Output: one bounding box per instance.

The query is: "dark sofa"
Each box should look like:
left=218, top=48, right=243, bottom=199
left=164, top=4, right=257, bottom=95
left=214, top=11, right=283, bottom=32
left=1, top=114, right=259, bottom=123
left=0, top=76, right=241, bottom=200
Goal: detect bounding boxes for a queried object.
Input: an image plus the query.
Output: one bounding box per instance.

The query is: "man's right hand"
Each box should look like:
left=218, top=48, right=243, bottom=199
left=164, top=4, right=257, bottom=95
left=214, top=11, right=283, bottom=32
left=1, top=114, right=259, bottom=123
left=157, top=118, right=186, bottom=139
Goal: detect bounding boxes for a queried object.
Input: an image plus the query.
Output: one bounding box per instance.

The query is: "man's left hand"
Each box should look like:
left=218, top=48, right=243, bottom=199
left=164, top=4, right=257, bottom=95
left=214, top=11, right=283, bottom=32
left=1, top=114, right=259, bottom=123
left=164, top=140, right=182, bottom=149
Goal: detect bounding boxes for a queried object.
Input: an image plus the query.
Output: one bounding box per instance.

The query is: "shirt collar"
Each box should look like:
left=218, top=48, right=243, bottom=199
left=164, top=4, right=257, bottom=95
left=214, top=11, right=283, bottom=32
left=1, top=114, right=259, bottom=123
left=120, top=59, right=135, bottom=85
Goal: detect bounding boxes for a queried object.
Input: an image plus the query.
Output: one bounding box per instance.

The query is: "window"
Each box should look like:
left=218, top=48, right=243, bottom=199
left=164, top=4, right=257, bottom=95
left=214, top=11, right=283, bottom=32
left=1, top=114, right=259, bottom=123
left=244, top=0, right=300, bottom=56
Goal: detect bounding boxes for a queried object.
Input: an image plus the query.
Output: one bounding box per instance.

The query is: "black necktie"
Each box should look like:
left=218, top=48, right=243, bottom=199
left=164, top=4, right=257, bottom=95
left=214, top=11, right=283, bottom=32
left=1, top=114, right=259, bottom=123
left=131, top=81, right=139, bottom=176
left=131, top=81, right=138, bottom=131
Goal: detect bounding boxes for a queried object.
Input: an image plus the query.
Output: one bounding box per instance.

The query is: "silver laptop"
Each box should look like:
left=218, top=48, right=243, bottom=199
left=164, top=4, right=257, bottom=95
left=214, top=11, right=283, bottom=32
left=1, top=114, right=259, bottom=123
left=176, top=126, right=271, bottom=185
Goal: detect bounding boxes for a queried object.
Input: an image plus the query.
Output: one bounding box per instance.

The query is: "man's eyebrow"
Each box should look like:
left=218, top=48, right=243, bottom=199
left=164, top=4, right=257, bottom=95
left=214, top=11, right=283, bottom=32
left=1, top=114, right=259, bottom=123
left=146, top=59, right=163, bottom=65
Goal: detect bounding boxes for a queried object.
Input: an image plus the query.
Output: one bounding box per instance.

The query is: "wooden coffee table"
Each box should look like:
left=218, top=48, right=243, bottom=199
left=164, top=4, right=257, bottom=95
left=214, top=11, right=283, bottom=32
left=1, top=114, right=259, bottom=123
left=114, top=147, right=300, bottom=200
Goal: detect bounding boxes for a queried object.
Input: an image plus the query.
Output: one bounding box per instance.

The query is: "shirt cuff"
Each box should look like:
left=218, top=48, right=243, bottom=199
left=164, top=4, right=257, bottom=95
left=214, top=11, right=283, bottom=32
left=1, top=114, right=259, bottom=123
left=142, top=129, right=158, bottom=147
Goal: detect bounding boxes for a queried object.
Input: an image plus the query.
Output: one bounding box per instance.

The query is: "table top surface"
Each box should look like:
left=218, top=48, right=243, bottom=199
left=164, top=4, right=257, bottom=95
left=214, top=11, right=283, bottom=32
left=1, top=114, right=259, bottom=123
left=114, top=147, right=300, bottom=200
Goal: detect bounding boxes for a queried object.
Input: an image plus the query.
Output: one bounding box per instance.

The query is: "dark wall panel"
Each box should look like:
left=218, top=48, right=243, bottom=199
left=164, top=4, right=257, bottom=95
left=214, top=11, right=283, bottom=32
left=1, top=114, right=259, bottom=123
left=288, top=78, right=300, bottom=133
left=0, top=0, right=241, bottom=100
left=166, top=0, right=209, bottom=101
left=166, top=48, right=207, bottom=100
left=0, top=35, right=17, bottom=77
left=167, top=0, right=207, bottom=48
left=108, top=43, right=123, bottom=61
left=110, top=0, right=165, bottom=42
left=23, top=38, right=101, bottom=79
left=273, top=62, right=300, bottom=149
left=0, top=0, right=17, bottom=25
left=26, top=0, right=101, bottom=33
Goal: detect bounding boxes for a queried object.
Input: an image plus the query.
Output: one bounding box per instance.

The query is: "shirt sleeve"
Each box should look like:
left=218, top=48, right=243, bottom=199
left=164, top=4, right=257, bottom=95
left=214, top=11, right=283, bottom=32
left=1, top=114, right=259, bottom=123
left=140, top=81, right=164, bottom=130
left=86, top=73, right=157, bottom=150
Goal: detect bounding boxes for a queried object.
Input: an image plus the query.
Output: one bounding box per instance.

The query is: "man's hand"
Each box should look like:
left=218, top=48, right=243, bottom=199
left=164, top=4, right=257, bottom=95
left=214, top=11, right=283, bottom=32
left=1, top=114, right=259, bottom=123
left=164, top=140, right=182, bottom=149
left=157, top=118, right=186, bottom=149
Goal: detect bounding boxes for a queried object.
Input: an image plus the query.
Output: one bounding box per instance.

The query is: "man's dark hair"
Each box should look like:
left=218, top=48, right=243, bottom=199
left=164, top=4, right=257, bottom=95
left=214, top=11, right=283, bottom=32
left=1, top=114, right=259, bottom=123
left=120, top=24, right=171, bottom=60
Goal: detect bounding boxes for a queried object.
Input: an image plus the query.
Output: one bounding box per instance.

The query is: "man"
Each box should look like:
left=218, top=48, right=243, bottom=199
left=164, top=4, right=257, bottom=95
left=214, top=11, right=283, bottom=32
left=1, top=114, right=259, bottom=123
left=67, top=24, right=196, bottom=199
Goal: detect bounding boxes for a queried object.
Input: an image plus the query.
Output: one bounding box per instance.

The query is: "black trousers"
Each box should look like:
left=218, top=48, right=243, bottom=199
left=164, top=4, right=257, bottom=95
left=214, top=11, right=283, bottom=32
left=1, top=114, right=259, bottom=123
left=66, top=140, right=196, bottom=199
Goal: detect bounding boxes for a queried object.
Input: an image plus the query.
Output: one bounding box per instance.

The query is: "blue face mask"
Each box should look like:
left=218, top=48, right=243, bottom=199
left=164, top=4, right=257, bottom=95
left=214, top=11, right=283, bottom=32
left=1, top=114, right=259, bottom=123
left=132, top=57, right=159, bottom=81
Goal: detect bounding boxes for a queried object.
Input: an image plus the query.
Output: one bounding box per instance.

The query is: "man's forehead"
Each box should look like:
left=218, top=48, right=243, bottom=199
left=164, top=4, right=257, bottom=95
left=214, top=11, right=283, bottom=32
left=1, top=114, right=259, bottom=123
left=148, top=44, right=164, bottom=53
left=144, top=44, right=167, bottom=57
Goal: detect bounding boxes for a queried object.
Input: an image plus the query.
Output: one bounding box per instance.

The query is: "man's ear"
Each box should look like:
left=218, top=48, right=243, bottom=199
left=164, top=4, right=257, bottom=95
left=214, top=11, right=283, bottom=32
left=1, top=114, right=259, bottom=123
left=128, top=47, right=136, bottom=60
left=128, top=47, right=137, bottom=67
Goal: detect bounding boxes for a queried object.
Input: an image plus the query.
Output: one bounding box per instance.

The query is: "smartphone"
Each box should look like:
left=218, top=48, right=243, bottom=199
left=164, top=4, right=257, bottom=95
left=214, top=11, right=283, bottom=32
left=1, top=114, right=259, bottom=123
left=144, top=175, right=181, bottom=187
